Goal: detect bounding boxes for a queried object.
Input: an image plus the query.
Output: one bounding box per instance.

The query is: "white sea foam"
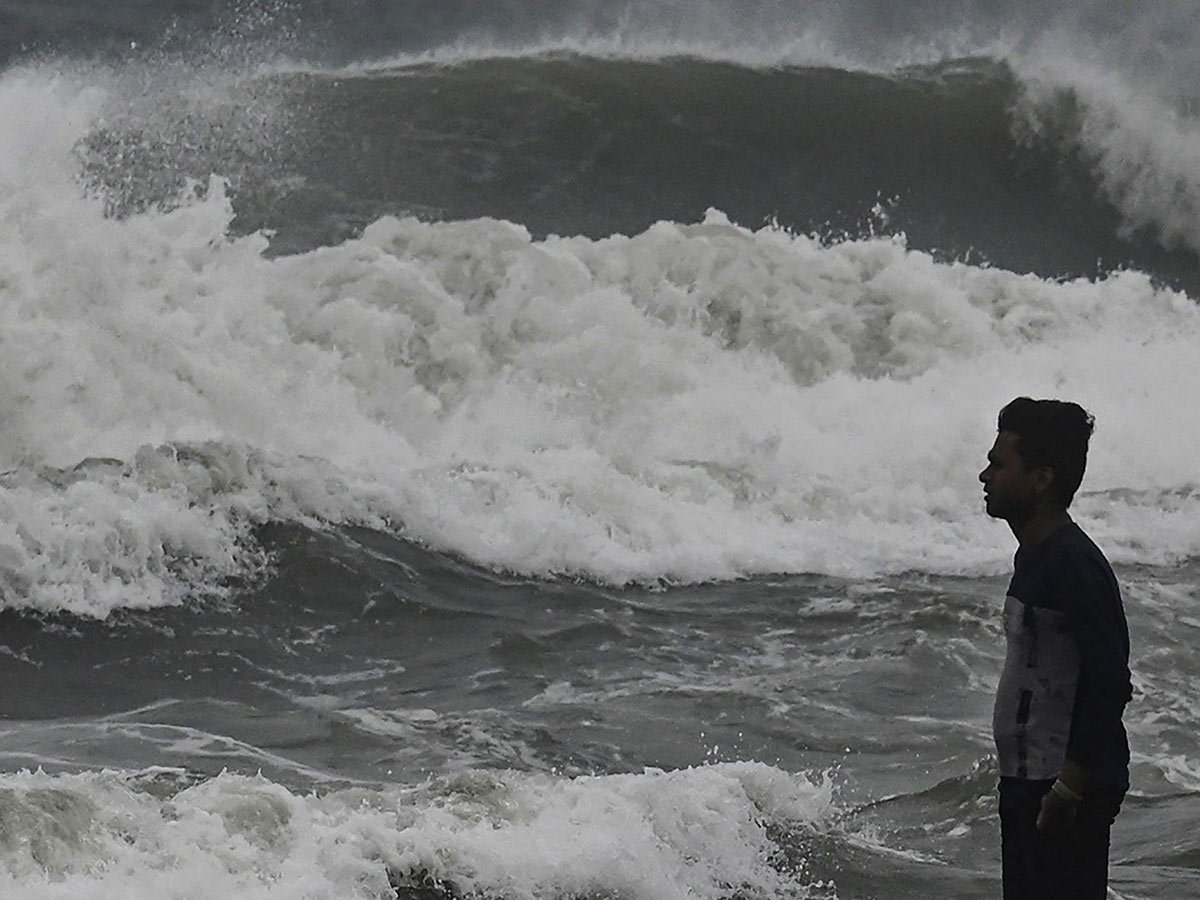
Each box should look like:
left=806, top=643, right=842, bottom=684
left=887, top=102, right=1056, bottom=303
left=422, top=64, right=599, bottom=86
left=1010, top=44, right=1200, bottom=257
left=0, top=763, right=834, bottom=900
left=2, top=66, right=1199, bottom=615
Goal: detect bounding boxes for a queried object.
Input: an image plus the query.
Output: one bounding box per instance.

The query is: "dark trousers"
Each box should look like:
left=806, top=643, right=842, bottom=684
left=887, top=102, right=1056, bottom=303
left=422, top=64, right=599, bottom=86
left=999, top=777, right=1124, bottom=900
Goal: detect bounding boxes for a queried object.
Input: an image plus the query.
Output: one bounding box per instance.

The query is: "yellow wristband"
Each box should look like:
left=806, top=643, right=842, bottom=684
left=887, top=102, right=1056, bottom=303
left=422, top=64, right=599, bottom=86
left=1051, top=779, right=1083, bottom=804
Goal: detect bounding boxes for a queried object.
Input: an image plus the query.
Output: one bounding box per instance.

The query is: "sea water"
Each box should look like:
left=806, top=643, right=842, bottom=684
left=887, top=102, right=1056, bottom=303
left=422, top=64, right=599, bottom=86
left=1, top=2, right=1198, bottom=898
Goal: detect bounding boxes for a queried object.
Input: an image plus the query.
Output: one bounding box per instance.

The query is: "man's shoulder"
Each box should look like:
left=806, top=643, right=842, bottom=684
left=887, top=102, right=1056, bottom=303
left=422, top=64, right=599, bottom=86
left=1011, top=523, right=1118, bottom=608
left=1045, top=524, right=1124, bottom=612
left=1055, top=523, right=1116, bottom=574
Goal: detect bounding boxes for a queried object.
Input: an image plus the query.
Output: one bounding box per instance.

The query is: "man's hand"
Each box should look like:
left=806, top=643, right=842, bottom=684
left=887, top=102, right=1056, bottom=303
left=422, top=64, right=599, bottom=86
left=1037, top=786, right=1078, bottom=834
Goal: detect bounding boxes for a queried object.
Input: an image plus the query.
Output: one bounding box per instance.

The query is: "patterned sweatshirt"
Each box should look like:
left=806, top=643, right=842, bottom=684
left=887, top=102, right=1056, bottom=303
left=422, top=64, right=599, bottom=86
left=993, top=522, right=1132, bottom=790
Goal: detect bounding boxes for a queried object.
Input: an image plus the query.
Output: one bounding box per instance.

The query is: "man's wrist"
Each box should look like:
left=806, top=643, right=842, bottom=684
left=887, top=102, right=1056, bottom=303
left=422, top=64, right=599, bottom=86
left=1050, top=778, right=1083, bottom=805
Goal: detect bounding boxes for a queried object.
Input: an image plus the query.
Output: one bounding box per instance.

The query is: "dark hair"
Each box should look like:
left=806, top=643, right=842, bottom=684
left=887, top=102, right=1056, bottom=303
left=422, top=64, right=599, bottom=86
left=998, top=397, right=1095, bottom=508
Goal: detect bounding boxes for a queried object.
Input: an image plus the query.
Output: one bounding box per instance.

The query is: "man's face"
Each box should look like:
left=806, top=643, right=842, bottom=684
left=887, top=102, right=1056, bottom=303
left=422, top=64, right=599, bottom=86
left=979, top=431, right=1043, bottom=522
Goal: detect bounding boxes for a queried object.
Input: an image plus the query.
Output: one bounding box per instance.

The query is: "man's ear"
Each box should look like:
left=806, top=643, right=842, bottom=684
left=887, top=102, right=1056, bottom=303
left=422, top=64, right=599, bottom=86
left=1033, top=466, right=1056, bottom=498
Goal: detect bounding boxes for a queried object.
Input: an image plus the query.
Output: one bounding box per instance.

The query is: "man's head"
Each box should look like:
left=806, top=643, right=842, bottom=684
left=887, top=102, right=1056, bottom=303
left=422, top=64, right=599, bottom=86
left=980, top=397, right=1095, bottom=521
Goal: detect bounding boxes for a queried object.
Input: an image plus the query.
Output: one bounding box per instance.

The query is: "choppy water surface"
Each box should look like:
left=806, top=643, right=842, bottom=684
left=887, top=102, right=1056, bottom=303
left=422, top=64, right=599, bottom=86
left=2, top=1, right=1199, bottom=897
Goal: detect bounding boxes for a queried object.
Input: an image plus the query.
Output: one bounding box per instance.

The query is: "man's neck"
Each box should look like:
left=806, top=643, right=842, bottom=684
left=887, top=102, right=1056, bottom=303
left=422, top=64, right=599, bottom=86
left=1010, top=508, right=1073, bottom=549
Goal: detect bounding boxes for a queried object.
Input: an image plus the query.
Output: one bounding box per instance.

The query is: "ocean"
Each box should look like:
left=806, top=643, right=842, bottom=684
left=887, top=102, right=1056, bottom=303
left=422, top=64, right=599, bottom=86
left=1, top=1, right=1198, bottom=897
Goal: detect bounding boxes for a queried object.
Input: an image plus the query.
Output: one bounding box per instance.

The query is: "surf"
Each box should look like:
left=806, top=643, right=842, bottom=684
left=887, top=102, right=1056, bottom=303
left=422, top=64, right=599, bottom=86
left=3, top=16, right=1200, bottom=615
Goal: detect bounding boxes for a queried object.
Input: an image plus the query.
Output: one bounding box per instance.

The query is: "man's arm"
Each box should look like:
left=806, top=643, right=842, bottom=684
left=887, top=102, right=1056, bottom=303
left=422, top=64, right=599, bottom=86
left=1062, top=555, right=1131, bottom=777
left=1038, top=549, right=1130, bottom=834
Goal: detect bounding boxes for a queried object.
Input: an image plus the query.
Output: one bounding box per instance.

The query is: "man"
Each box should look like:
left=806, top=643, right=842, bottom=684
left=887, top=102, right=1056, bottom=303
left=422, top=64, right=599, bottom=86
left=979, top=397, right=1132, bottom=899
